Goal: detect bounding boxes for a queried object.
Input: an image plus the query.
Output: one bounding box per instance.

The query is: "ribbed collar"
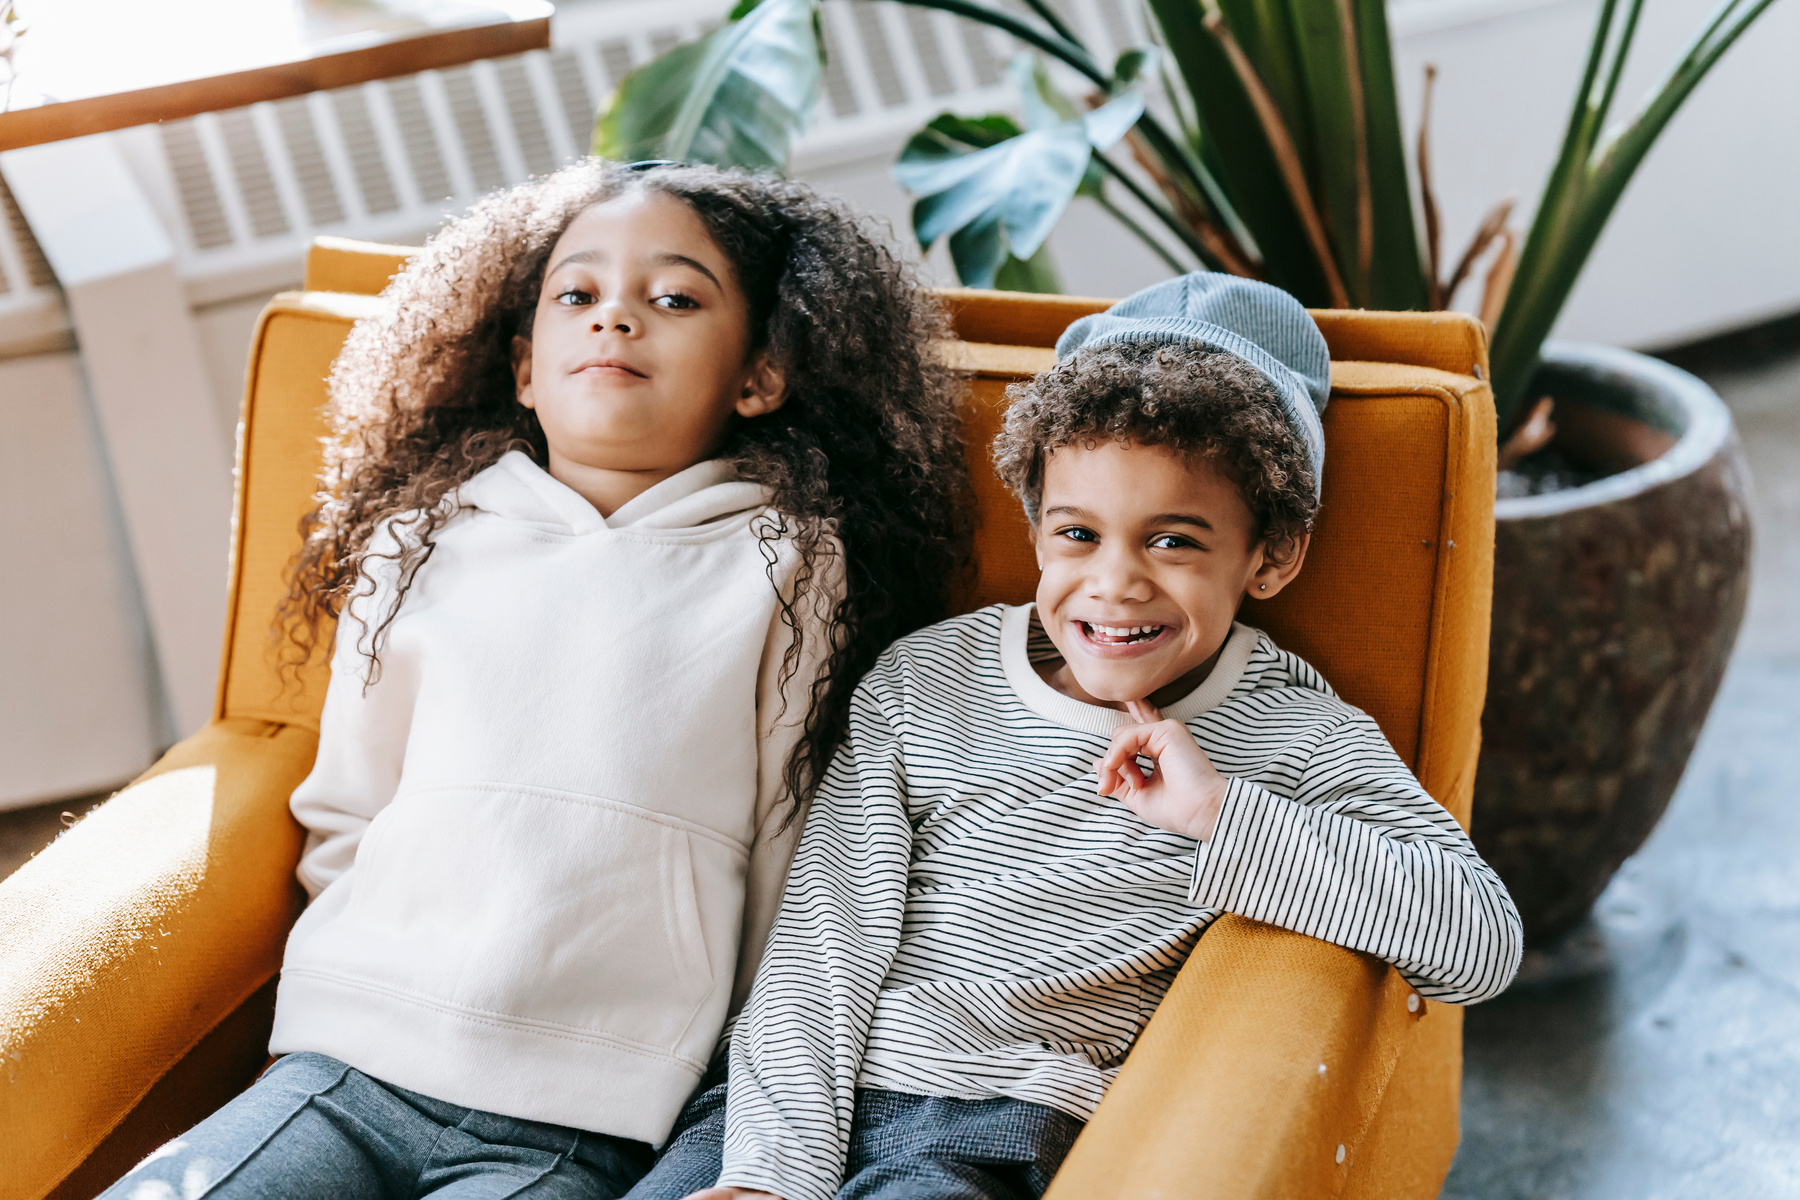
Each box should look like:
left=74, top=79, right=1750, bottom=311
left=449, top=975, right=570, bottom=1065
left=999, top=603, right=1259, bottom=736
left=460, top=451, right=770, bottom=535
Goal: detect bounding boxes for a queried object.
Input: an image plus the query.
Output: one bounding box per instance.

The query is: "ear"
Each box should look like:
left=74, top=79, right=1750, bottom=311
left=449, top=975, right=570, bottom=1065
left=1246, top=531, right=1310, bottom=600
left=1030, top=520, right=1045, bottom=570
left=512, top=335, right=536, bottom=410
left=734, top=353, right=788, bottom=419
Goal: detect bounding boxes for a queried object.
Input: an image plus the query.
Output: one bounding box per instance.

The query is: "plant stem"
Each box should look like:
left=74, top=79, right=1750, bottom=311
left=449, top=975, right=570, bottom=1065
left=1334, top=0, right=1374, bottom=288
left=1013, top=0, right=1084, bottom=50
left=1590, top=0, right=1648, bottom=131
left=897, top=0, right=1109, bottom=86
left=1093, top=153, right=1216, bottom=268
left=1133, top=109, right=1244, bottom=240
left=1204, top=12, right=1350, bottom=306
left=1092, top=186, right=1193, bottom=274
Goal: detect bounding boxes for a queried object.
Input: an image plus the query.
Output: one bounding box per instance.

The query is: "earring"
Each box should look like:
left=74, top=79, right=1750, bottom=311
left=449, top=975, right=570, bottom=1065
left=1258, top=584, right=1267, bottom=591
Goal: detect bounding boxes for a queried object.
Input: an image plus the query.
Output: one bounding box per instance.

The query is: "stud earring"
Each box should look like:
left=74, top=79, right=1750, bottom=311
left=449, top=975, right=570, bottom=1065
left=1258, top=583, right=1267, bottom=591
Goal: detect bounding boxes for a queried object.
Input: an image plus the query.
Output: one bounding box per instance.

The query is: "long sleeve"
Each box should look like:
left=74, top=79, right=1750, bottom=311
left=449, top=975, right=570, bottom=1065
left=717, top=670, right=914, bottom=1200
left=732, top=539, right=848, bottom=1017
left=1190, top=710, right=1523, bottom=1003
left=288, top=575, right=418, bottom=899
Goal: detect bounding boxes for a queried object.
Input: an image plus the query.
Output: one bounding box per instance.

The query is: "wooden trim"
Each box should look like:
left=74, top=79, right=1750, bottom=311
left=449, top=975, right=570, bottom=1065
left=0, top=18, right=550, bottom=153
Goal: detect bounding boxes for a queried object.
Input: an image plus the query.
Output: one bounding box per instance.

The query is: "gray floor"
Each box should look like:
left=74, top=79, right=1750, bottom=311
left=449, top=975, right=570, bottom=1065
left=1443, top=332, right=1800, bottom=1199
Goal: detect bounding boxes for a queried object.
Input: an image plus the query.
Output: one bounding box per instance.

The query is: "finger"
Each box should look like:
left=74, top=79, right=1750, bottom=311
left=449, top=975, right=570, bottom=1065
left=1126, top=698, right=1163, bottom=724
left=1098, top=725, right=1153, bottom=776
left=1096, top=757, right=1141, bottom=797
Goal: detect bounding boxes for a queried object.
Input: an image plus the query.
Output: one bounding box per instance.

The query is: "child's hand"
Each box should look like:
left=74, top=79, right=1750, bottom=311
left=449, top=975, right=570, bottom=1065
left=680, top=1189, right=785, bottom=1200
left=1096, top=699, right=1230, bottom=842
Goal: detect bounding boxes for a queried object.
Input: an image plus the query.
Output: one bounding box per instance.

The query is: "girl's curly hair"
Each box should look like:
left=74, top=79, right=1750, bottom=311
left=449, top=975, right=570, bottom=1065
left=279, top=159, right=969, bottom=812
left=992, top=340, right=1318, bottom=551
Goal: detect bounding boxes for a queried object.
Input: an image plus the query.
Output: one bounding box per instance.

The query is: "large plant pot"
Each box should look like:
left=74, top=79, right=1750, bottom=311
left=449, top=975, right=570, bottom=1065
left=1471, top=342, right=1752, bottom=945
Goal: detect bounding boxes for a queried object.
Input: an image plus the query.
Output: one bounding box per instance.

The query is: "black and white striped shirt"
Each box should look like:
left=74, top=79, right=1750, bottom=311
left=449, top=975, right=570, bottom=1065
left=719, top=604, right=1522, bottom=1200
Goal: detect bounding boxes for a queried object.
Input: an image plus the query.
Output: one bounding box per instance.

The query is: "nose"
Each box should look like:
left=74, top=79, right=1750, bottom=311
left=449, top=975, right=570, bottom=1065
left=591, top=296, right=636, bottom=336
left=1086, top=542, right=1154, bottom=605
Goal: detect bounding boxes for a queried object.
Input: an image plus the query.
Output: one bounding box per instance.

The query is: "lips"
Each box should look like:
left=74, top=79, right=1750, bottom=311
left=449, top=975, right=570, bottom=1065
left=1084, top=621, right=1163, bottom=644
left=1075, top=620, right=1173, bottom=657
left=573, top=357, right=646, bottom=378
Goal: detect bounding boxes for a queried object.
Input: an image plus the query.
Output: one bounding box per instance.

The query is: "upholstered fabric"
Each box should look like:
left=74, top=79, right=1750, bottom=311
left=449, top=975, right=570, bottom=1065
left=0, top=242, right=1495, bottom=1200
left=0, top=720, right=314, bottom=1199
left=220, top=292, right=376, bottom=730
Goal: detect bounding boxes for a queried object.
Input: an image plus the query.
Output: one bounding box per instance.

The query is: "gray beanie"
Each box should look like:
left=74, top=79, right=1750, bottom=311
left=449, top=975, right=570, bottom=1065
left=1055, top=273, right=1331, bottom=495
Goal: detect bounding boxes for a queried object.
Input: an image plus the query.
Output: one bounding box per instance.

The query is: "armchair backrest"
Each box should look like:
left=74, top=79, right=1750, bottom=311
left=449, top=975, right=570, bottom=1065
left=221, top=239, right=1495, bottom=823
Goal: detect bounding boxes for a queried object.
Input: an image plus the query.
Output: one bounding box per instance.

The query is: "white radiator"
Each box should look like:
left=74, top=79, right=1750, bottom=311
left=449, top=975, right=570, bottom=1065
left=107, top=0, right=1146, bottom=305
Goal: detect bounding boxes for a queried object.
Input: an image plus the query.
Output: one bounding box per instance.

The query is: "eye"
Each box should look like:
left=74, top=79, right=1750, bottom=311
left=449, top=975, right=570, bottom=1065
left=1149, top=533, right=1200, bottom=550
left=1055, top=525, right=1098, bottom=544
left=554, top=289, right=594, bottom=307
left=653, top=292, right=699, bottom=310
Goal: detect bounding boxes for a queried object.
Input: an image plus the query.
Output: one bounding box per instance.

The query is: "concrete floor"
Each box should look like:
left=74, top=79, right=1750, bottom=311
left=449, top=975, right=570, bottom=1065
left=2, top=330, right=1797, bottom=1197
left=1442, top=329, right=1800, bottom=1199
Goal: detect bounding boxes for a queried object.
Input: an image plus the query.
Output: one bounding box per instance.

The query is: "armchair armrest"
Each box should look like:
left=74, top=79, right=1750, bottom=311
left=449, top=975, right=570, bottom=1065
left=0, top=719, right=315, bottom=1200
left=1044, top=915, right=1436, bottom=1200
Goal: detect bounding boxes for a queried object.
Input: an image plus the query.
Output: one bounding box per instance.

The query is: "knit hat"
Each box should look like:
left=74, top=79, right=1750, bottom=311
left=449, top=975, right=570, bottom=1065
left=1055, top=273, right=1331, bottom=495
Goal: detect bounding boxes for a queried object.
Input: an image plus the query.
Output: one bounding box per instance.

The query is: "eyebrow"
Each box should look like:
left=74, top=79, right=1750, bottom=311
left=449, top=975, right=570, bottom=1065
left=1043, top=505, right=1215, bottom=532
left=546, top=248, right=723, bottom=290
left=1147, top=511, right=1215, bottom=531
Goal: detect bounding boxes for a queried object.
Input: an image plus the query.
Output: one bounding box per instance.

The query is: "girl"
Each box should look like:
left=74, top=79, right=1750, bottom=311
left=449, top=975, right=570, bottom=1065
left=104, top=160, right=967, bottom=1200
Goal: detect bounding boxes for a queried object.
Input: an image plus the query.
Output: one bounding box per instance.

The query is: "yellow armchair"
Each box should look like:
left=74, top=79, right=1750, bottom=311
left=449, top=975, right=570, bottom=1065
left=0, top=237, right=1495, bottom=1200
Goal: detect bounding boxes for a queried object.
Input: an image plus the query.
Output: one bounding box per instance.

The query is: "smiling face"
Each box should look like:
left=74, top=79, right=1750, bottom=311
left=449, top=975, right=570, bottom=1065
left=512, top=189, right=785, bottom=515
left=1033, top=439, right=1308, bottom=709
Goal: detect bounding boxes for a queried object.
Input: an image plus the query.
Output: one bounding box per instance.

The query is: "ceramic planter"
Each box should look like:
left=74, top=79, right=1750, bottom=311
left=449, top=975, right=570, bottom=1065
left=1471, top=342, right=1752, bottom=944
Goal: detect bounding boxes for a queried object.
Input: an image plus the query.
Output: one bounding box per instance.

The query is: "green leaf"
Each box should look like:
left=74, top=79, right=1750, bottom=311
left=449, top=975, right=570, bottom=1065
left=1216, top=0, right=1313, bottom=157
left=591, top=0, right=822, bottom=171
left=1145, top=0, right=1332, bottom=303
left=995, top=243, right=1064, bottom=292
left=1009, top=52, right=1077, bottom=129
left=1490, top=0, right=1780, bottom=424
left=894, top=91, right=1143, bottom=288
left=1281, top=0, right=1366, bottom=300
left=1353, top=0, right=1429, bottom=310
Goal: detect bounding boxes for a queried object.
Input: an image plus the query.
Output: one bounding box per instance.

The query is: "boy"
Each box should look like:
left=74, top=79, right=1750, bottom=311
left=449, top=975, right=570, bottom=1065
left=632, top=274, right=1523, bottom=1200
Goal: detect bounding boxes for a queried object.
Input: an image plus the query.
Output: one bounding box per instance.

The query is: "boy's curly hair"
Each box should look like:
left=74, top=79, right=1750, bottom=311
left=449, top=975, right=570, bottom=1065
left=279, top=159, right=969, bottom=813
left=992, top=340, right=1317, bottom=551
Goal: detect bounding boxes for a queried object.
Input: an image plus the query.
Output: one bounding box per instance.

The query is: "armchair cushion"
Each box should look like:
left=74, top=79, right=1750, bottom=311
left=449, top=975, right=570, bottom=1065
left=0, top=719, right=314, bottom=1199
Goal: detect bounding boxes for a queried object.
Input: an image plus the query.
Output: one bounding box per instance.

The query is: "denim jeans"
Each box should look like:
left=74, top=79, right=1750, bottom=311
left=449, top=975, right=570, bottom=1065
left=101, top=1052, right=653, bottom=1200
left=627, top=1058, right=1083, bottom=1200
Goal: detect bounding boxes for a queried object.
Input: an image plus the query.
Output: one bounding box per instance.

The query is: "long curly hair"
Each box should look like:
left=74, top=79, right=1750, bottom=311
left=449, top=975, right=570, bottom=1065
left=280, top=159, right=969, bottom=812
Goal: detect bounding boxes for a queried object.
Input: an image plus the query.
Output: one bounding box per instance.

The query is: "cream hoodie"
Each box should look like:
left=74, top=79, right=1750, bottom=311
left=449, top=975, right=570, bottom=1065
left=270, top=451, right=839, bottom=1144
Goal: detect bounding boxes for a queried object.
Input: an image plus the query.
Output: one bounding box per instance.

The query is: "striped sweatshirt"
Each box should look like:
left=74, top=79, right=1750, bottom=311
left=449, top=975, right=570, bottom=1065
left=718, top=604, right=1522, bottom=1200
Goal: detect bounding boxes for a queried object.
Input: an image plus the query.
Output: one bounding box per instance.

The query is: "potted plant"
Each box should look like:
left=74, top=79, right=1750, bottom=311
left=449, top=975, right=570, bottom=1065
left=594, top=0, right=1769, bottom=942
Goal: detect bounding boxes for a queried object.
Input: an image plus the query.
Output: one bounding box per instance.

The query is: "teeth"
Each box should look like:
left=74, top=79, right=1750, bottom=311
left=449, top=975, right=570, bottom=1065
left=1088, top=623, right=1161, bottom=638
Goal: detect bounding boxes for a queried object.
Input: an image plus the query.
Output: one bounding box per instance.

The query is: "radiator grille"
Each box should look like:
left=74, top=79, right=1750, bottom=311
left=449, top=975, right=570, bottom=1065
left=0, top=174, right=54, bottom=322
left=94, top=0, right=1143, bottom=295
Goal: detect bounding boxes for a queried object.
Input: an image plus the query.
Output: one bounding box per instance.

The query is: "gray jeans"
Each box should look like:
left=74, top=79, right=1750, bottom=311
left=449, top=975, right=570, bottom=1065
left=628, top=1056, right=1082, bottom=1200
left=102, top=1052, right=652, bottom=1200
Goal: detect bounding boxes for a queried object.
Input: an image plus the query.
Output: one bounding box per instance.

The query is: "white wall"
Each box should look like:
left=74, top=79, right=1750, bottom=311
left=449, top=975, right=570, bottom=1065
left=0, top=354, right=162, bottom=808
left=1391, top=0, right=1800, bottom=347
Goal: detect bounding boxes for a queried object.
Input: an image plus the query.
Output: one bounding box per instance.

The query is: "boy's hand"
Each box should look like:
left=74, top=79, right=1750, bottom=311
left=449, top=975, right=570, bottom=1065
left=1096, top=700, right=1230, bottom=842
left=680, top=1189, right=785, bottom=1200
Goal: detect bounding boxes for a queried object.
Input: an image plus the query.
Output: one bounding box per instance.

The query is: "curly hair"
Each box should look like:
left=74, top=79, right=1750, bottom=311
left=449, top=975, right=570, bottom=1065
left=279, top=159, right=969, bottom=814
left=992, top=340, right=1317, bottom=552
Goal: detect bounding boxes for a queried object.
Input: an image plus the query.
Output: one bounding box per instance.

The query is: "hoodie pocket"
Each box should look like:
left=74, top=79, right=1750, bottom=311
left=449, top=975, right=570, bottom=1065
left=325, top=784, right=731, bottom=1052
